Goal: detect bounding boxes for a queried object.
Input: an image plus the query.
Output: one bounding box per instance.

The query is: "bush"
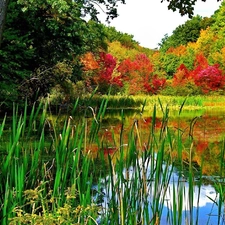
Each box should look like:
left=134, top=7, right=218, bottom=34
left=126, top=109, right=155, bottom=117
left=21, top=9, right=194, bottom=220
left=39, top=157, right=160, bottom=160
left=160, top=80, right=201, bottom=96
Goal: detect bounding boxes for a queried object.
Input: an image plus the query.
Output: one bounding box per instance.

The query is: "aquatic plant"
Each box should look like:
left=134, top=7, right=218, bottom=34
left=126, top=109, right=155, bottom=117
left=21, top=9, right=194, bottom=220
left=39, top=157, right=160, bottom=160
left=0, top=98, right=224, bottom=224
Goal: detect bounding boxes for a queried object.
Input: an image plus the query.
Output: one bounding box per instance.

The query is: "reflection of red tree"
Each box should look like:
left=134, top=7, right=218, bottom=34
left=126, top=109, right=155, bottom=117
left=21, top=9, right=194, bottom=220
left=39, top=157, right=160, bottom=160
left=195, top=140, right=209, bottom=153
left=103, top=147, right=117, bottom=155
left=142, top=117, right=162, bottom=129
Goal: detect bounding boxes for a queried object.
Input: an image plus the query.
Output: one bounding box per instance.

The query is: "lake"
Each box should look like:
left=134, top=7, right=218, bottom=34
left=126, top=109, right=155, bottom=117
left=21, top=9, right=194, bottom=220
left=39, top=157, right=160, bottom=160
left=88, top=107, right=225, bottom=224
left=1, top=103, right=224, bottom=224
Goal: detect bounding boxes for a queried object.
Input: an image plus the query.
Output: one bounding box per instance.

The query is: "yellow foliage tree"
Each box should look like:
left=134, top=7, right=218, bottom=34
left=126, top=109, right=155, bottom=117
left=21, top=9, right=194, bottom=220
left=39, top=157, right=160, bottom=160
left=107, top=41, right=141, bottom=62
left=195, top=27, right=218, bottom=57
left=166, top=45, right=187, bottom=56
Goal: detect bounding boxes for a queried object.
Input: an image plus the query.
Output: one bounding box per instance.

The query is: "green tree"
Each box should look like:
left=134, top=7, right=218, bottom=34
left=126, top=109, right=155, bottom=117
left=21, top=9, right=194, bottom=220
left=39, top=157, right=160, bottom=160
left=159, top=15, right=207, bottom=52
left=0, top=0, right=125, bottom=48
left=208, top=1, right=225, bottom=55
left=0, top=0, right=221, bottom=48
left=0, top=0, right=108, bottom=106
left=0, top=1, right=35, bottom=106
left=103, top=26, right=139, bottom=48
left=0, top=0, right=10, bottom=46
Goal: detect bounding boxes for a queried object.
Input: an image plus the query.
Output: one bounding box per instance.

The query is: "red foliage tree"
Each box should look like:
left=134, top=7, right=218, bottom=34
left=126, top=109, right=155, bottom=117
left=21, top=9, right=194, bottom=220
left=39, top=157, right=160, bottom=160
left=194, top=64, right=225, bottom=93
left=189, top=53, right=208, bottom=80
left=172, top=53, right=225, bottom=94
left=117, top=58, right=138, bottom=81
left=143, top=75, right=166, bottom=94
left=117, top=53, right=165, bottom=94
left=97, top=52, right=123, bottom=87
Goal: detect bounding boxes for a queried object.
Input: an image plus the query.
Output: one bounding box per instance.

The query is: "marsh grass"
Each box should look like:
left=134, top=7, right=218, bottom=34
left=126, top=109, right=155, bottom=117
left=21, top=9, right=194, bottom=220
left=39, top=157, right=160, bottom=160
left=78, top=94, right=225, bottom=112
left=0, top=100, right=100, bottom=225
left=0, top=97, right=224, bottom=224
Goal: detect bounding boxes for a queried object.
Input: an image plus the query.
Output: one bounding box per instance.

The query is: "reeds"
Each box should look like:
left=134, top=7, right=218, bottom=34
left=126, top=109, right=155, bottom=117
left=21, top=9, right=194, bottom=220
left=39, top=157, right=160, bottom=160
left=0, top=97, right=224, bottom=224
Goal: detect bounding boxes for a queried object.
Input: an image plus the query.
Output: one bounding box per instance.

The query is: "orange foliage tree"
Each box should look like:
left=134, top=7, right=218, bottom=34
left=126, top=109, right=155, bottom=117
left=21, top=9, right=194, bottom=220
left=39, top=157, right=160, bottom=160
left=80, top=52, right=100, bottom=92
left=173, top=63, right=190, bottom=86
left=81, top=52, right=123, bottom=93
left=80, top=52, right=99, bottom=71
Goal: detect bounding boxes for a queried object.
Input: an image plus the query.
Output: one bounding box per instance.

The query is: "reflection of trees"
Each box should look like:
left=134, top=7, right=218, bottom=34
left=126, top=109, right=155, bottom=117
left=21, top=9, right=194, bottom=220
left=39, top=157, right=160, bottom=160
left=193, top=141, right=223, bottom=176
left=87, top=110, right=225, bottom=178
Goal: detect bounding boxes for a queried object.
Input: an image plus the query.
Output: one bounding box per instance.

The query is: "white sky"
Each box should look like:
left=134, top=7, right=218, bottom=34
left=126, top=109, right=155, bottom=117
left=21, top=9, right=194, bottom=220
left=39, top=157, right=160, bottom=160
left=99, top=0, right=222, bottom=49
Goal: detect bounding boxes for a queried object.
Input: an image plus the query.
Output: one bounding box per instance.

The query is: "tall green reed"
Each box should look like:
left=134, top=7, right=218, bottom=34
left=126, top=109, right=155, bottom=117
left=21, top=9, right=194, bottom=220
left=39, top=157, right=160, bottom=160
left=0, top=99, right=100, bottom=224
left=97, top=100, right=176, bottom=225
left=1, top=95, right=224, bottom=224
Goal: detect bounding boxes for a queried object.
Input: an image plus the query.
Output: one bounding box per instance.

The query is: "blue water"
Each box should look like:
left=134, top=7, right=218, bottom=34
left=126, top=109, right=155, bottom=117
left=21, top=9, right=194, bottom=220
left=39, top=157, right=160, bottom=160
left=94, top=159, right=225, bottom=225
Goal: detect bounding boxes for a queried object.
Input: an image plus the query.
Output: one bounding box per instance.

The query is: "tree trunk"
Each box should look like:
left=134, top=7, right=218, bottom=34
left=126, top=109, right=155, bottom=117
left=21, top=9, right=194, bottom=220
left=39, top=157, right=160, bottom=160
left=0, top=0, right=9, bottom=48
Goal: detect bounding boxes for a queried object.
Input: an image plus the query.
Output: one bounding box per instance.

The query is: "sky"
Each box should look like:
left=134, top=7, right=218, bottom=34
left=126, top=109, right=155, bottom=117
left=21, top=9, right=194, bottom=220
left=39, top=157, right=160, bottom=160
left=99, top=0, right=222, bottom=49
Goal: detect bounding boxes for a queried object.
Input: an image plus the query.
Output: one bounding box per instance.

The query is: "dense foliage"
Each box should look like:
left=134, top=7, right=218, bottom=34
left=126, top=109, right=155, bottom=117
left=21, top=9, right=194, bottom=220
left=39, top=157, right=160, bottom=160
left=0, top=0, right=109, bottom=107
left=1, top=0, right=225, bottom=108
left=159, top=15, right=214, bottom=52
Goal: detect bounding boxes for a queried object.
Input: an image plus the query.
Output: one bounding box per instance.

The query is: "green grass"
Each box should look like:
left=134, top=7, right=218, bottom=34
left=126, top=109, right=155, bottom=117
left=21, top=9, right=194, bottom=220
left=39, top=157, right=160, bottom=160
left=0, top=97, right=224, bottom=224
left=76, top=94, right=225, bottom=111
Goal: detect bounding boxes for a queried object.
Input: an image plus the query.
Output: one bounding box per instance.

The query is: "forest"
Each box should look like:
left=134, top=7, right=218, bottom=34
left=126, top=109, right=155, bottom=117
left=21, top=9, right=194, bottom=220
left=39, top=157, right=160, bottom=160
left=1, top=0, right=225, bottom=109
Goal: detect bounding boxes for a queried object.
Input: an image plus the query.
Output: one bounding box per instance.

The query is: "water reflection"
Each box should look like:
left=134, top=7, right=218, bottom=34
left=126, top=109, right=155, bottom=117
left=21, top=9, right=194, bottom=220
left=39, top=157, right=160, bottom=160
left=163, top=175, right=221, bottom=225
left=95, top=157, right=224, bottom=225
left=86, top=107, right=225, bottom=224
left=95, top=108, right=225, bottom=176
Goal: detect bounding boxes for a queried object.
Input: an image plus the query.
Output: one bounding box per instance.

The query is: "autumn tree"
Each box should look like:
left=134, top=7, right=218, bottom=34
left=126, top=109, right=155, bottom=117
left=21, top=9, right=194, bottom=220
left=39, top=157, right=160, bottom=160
left=209, top=46, right=225, bottom=71
left=171, top=52, right=225, bottom=95
left=189, top=52, right=209, bottom=79
left=107, top=41, right=140, bottom=62
left=173, top=63, right=190, bottom=86
left=93, top=52, right=123, bottom=93
left=194, top=64, right=225, bottom=93
left=118, top=53, right=165, bottom=94
left=169, top=62, right=201, bottom=95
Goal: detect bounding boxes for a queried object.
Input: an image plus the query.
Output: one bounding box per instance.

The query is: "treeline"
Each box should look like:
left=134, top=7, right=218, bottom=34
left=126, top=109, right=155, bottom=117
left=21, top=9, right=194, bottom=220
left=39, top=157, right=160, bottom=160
left=1, top=0, right=225, bottom=109
left=81, top=1, right=225, bottom=97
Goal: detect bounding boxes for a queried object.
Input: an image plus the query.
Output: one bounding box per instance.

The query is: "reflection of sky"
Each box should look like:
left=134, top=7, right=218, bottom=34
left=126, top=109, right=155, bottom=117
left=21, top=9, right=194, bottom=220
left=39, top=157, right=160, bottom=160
left=95, top=159, right=224, bottom=225
left=160, top=202, right=222, bottom=225
left=165, top=175, right=218, bottom=209
left=162, top=177, right=223, bottom=224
